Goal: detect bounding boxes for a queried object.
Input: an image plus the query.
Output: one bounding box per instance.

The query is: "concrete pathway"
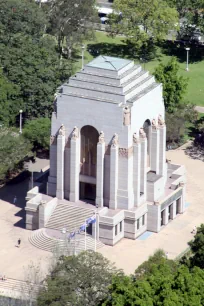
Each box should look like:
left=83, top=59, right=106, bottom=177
left=195, top=106, right=204, bottom=113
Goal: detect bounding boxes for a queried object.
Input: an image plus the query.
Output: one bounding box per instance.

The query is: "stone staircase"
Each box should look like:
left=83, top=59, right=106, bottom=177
left=0, top=278, right=40, bottom=299
left=45, top=202, right=95, bottom=232
left=29, top=228, right=104, bottom=253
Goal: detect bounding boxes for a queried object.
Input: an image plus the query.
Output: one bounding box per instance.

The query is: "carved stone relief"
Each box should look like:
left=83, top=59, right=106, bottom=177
left=123, top=106, right=131, bottom=126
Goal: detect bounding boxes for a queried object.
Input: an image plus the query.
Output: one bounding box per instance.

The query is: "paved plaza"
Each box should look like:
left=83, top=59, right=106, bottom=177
left=0, top=147, right=203, bottom=280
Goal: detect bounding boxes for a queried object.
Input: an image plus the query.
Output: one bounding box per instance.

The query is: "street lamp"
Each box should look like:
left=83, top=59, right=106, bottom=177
left=94, top=203, right=99, bottom=252
left=19, top=110, right=23, bottom=134
left=81, top=45, right=85, bottom=69
left=185, top=47, right=190, bottom=72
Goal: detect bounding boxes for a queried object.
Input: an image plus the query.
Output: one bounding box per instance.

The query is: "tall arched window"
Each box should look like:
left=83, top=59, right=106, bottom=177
left=80, top=125, right=99, bottom=177
left=143, top=120, right=151, bottom=167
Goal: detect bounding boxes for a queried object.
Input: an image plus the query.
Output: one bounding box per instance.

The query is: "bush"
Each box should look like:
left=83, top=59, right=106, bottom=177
left=23, top=118, right=51, bottom=152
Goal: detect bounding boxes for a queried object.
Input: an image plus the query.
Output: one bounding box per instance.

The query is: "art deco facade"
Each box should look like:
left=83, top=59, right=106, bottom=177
left=26, top=56, right=186, bottom=246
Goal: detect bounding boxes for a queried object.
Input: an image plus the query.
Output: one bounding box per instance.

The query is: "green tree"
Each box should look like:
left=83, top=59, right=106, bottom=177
left=189, top=224, right=204, bottom=269
left=0, top=129, right=33, bottom=181
left=111, top=0, right=178, bottom=59
left=166, top=0, right=204, bottom=34
left=0, top=0, right=71, bottom=121
left=48, top=0, right=97, bottom=56
left=154, top=57, right=188, bottom=112
left=37, top=251, right=120, bottom=306
left=23, top=118, right=51, bottom=152
left=0, top=69, right=22, bottom=126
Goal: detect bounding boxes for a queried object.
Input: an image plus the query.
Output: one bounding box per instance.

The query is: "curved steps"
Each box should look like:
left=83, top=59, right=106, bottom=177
left=0, top=278, right=40, bottom=298
left=45, top=202, right=95, bottom=232
left=29, top=228, right=104, bottom=253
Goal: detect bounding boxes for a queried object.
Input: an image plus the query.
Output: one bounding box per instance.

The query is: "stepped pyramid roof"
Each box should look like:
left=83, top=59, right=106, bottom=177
left=60, top=55, right=160, bottom=105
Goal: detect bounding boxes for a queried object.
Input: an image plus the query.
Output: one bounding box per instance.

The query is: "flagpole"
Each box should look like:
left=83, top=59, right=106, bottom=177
left=74, top=227, right=76, bottom=256
left=85, top=219, right=87, bottom=251
left=94, top=210, right=97, bottom=252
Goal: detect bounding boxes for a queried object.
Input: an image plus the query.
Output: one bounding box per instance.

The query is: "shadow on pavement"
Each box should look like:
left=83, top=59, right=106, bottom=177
left=0, top=176, right=30, bottom=229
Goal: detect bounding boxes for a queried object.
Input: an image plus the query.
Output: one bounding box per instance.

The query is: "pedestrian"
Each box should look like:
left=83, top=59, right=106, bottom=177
left=17, top=238, right=21, bottom=248
left=191, top=226, right=197, bottom=234
left=165, top=252, right=169, bottom=259
left=13, top=196, right=17, bottom=204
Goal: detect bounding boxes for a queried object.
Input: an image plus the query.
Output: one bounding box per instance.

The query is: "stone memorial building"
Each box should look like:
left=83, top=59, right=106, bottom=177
left=26, top=56, right=186, bottom=247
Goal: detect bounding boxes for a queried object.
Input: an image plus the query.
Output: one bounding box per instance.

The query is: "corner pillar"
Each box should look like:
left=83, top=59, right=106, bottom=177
left=56, top=125, right=65, bottom=199
left=109, top=134, right=119, bottom=210
left=140, top=129, right=147, bottom=201
left=69, top=127, right=80, bottom=202
left=133, top=134, right=141, bottom=206
left=158, top=116, right=166, bottom=177
left=150, top=121, right=160, bottom=174
left=96, top=132, right=105, bottom=208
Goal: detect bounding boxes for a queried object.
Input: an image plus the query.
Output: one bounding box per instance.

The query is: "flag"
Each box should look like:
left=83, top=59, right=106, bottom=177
left=69, top=232, right=75, bottom=239
left=86, top=215, right=96, bottom=224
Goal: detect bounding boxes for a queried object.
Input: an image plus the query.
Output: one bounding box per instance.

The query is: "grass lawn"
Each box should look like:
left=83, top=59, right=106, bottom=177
left=73, top=31, right=204, bottom=107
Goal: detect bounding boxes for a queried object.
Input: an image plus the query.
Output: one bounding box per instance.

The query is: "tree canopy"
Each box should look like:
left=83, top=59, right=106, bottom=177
left=37, top=251, right=120, bottom=306
left=154, top=57, right=188, bottom=112
left=189, top=224, right=204, bottom=269
left=0, top=0, right=71, bottom=124
left=48, top=0, right=97, bottom=55
left=111, top=0, right=179, bottom=58
left=23, top=117, right=51, bottom=152
left=0, top=129, right=33, bottom=182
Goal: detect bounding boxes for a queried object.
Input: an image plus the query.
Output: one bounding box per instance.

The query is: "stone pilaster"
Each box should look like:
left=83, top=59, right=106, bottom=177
left=150, top=120, right=160, bottom=174
left=96, top=132, right=105, bottom=207
left=109, top=134, right=119, bottom=210
left=56, top=125, right=65, bottom=199
left=140, top=129, right=147, bottom=201
left=163, top=207, right=169, bottom=225
left=171, top=201, right=176, bottom=219
left=69, top=127, right=80, bottom=202
left=133, top=133, right=141, bottom=206
left=158, top=115, right=166, bottom=177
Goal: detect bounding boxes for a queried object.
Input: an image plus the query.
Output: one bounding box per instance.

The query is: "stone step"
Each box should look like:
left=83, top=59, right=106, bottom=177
left=0, top=278, right=40, bottom=295
left=29, top=229, right=104, bottom=253
left=128, top=82, right=160, bottom=104
left=45, top=203, right=95, bottom=232
left=125, top=75, right=155, bottom=101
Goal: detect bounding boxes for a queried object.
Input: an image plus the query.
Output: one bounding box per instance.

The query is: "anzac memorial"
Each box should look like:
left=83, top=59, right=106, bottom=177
left=26, top=56, right=186, bottom=248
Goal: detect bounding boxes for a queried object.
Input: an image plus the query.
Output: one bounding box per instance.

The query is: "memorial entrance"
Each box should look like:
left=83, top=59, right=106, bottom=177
left=80, top=125, right=98, bottom=202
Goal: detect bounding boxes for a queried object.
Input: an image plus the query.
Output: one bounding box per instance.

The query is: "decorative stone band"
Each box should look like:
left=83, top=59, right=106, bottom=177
left=119, top=147, right=133, bottom=158
left=50, top=135, right=57, bottom=145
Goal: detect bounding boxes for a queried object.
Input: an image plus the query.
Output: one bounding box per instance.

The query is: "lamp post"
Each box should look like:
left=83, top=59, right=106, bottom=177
left=19, top=110, right=23, bottom=134
left=81, top=45, right=85, bottom=69
left=185, top=47, right=190, bottom=71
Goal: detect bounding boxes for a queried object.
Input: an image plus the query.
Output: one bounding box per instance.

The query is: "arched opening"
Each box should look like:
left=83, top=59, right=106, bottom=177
left=80, top=125, right=99, bottom=202
left=143, top=120, right=151, bottom=167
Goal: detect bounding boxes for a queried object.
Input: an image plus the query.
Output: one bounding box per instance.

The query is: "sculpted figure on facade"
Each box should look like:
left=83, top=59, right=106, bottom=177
left=111, top=133, right=119, bottom=147
left=98, top=131, right=105, bottom=144
left=123, top=106, right=131, bottom=126
left=58, top=124, right=65, bottom=136
left=139, top=128, right=146, bottom=138
left=71, top=126, right=79, bottom=140
left=152, top=119, right=158, bottom=130
left=158, top=114, right=165, bottom=126
left=133, top=132, right=140, bottom=144
left=50, top=135, right=56, bottom=145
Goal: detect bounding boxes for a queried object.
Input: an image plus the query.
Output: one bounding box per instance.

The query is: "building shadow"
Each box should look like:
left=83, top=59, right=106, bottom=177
left=185, top=144, right=204, bottom=162
left=0, top=173, right=35, bottom=229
